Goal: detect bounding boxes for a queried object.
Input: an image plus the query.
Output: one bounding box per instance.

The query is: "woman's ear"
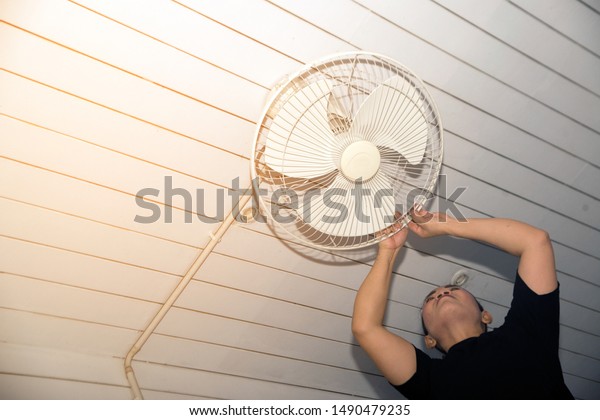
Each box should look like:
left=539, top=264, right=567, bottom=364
left=481, top=310, right=493, bottom=325
left=424, top=335, right=437, bottom=349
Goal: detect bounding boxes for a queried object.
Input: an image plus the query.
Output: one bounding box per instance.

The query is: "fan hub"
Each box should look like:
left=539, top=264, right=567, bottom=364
left=340, top=141, right=381, bottom=182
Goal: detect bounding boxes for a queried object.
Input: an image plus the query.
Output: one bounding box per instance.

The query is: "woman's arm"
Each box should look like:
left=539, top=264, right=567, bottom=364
left=409, top=209, right=557, bottom=295
left=352, top=228, right=418, bottom=386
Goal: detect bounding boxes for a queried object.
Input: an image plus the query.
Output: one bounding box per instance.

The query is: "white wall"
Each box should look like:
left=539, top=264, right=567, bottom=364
left=1, top=0, right=599, bottom=399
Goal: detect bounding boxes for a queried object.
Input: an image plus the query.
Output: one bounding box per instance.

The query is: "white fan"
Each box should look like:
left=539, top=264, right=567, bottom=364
left=251, top=52, right=443, bottom=249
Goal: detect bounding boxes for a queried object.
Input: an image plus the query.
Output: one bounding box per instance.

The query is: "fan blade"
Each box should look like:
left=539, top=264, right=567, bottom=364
left=297, top=172, right=396, bottom=237
left=327, top=92, right=351, bottom=135
left=350, top=76, right=428, bottom=165
left=265, top=80, right=338, bottom=178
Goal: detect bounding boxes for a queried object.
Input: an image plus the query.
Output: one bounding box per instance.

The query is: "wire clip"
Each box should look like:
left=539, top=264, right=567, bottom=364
left=208, top=230, right=222, bottom=243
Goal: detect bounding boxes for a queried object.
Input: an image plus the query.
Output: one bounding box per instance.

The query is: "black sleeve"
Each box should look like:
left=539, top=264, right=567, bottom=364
left=392, top=346, right=432, bottom=399
left=503, top=270, right=560, bottom=347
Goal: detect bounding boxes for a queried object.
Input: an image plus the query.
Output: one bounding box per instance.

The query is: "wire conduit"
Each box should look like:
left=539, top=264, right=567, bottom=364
left=124, top=192, right=254, bottom=399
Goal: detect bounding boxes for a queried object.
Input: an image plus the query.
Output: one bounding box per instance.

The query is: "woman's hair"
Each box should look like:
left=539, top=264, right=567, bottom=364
left=421, top=285, right=487, bottom=353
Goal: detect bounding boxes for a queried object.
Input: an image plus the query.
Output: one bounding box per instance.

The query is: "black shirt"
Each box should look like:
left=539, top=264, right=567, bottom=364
left=394, top=271, right=574, bottom=399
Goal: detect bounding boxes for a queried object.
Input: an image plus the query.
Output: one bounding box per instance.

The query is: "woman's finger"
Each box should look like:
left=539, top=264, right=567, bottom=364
left=407, top=221, right=422, bottom=236
left=410, top=207, right=433, bottom=224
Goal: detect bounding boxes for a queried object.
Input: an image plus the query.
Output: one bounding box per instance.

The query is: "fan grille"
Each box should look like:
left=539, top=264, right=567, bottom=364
left=251, top=52, right=443, bottom=250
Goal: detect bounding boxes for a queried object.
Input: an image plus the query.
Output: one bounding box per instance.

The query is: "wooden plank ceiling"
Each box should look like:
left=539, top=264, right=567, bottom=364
left=1, top=0, right=599, bottom=399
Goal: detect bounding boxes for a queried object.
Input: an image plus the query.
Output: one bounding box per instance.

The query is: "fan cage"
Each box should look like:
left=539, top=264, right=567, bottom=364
left=251, top=51, right=443, bottom=250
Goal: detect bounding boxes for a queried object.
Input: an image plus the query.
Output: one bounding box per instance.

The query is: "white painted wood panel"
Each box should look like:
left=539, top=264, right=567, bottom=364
left=0, top=29, right=255, bottom=159
left=153, top=304, right=594, bottom=389
left=155, top=308, right=387, bottom=375
left=196, top=252, right=357, bottom=316
left=0, top=158, right=217, bottom=247
left=133, top=362, right=368, bottom=400
left=140, top=390, right=209, bottom=400
left=560, top=300, right=600, bottom=335
left=175, top=280, right=356, bottom=343
left=582, top=0, right=600, bottom=13
left=353, top=0, right=600, bottom=132
left=0, top=114, right=235, bottom=225
left=215, top=225, right=372, bottom=291
left=235, top=223, right=494, bottom=322
left=510, top=0, right=600, bottom=56
left=155, top=270, right=594, bottom=384
left=1, top=0, right=597, bottom=400
left=429, top=84, right=600, bottom=199
left=0, top=343, right=128, bottom=388
left=434, top=170, right=600, bottom=286
left=433, top=0, right=600, bottom=95
left=443, top=131, right=600, bottom=228
left=212, top=224, right=600, bottom=357
left=560, top=326, right=600, bottom=359
left=224, top=224, right=504, bottom=307
left=409, top=201, right=600, bottom=314
left=223, top=224, right=507, bottom=319
left=5, top=0, right=592, bottom=270
left=138, top=334, right=398, bottom=399
left=419, top=199, right=600, bottom=296
left=250, top=0, right=596, bottom=266
left=559, top=349, right=600, bottom=388
left=143, top=243, right=596, bottom=388
left=537, top=208, right=600, bottom=278
left=1, top=0, right=268, bottom=123
left=266, top=0, right=600, bottom=165
left=193, top=262, right=426, bottom=338
left=440, top=166, right=600, bottom=265
left=0, top=236, right=178, bottom=302
left=227, top=224, right=516, bottom=310
left=559, top=349, right=600, bottom=383
left=175, top=0, right=351, bottom=64
left=558, top=272, right=600, bottom=313
left=1, top=71, right=249, bottom=188
left=205, top=246, right=508, bottom=326
left=0, top=374, right=130, bottom=399
left=0, top=308, right=137, bottom=356
left=72, top=0, right=301, bottom=88
left=350, top=6, right=600, bottom=166
left=564, top=374, right=600, bottom=400
left=0, top=273, right=160, bottom=330
left=553, top=243, right=600, bottom=289
left=572, top=164, right=600, bottom=198
left=0, top=197, right=197, bottom=274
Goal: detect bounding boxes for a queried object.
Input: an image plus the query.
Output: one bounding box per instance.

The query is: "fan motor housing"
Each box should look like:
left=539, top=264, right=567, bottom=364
left=339, top=141, right=381, bottom=182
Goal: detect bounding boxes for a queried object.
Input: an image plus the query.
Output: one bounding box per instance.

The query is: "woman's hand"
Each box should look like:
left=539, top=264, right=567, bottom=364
left=378, top=213, right=409, bottom=251
left=408, top=207, right=455, bottom=238
left=379, top=226, right=409, bottom=251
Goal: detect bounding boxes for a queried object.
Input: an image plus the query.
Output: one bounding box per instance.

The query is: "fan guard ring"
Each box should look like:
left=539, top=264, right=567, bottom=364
left=251, top=51, right=443, bottom=250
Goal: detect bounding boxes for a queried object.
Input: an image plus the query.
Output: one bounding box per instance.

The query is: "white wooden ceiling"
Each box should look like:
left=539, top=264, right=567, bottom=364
left=1, top=0, right=599, bottom=399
